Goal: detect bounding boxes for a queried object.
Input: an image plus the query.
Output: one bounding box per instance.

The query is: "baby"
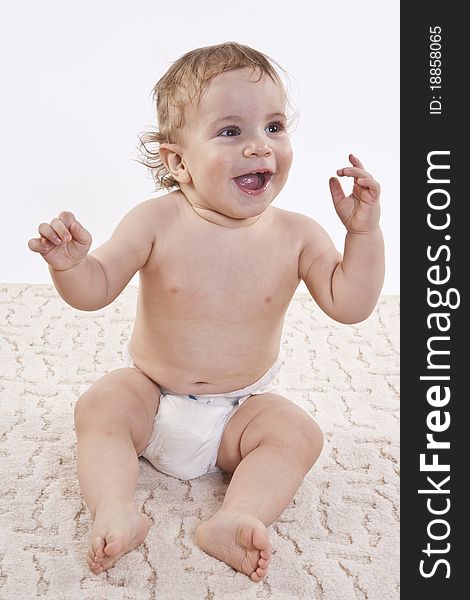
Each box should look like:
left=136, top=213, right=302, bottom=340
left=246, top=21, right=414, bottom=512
left=28, top=42, right=384, bottom=581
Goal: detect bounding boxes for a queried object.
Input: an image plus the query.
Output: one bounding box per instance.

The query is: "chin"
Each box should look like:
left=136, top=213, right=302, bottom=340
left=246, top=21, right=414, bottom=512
left=229, top=205, right=268, bottom=221
left=235, top=191, right=275, bottom=212
left=246, top=200, right=274, bottom=217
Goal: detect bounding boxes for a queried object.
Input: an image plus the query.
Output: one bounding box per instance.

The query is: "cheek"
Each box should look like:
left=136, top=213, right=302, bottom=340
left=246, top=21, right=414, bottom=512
left=204, top=152, right=233, bottom=177
left=281, top=144, right=293, bottom=171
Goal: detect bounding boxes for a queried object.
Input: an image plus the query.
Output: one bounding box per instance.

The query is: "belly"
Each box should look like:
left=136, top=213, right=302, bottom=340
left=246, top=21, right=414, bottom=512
left=128, top=313, right=284, bottom=395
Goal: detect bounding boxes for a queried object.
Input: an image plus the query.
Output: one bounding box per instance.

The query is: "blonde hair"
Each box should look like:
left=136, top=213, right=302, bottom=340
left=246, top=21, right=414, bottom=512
left=138, top=42, right=289, bottom=190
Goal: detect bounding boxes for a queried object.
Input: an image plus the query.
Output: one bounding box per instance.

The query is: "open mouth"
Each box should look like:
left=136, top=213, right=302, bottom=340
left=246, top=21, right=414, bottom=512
left=233, top=171, right=272, bottom=195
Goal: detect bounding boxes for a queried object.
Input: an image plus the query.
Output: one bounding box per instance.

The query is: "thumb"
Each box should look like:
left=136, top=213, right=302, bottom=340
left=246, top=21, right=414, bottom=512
left=328, top=177, right=345, bottom=208
left=70, top=220, right=92, bottom=246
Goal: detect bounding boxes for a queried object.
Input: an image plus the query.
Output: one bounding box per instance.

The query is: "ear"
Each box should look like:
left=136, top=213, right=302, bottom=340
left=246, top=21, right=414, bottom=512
left=159, top=143, right=191, bottom=185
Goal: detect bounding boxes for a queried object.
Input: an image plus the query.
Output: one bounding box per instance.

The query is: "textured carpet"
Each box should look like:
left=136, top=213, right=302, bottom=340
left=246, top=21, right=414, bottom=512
left=0, top=284, right=399, bottom=600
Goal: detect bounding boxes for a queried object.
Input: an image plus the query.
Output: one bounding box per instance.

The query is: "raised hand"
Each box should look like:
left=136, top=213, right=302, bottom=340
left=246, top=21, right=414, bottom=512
left=28, top=211, right=92, bottom=271
left=329, top=154, right=381, bottom=234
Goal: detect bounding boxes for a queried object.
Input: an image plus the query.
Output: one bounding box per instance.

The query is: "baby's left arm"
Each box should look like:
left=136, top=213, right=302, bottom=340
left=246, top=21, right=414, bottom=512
left=299, top=154, right=385, bottom=324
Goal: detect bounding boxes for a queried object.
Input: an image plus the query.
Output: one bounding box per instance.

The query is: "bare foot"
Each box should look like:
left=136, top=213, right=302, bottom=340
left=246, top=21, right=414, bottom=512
left=195, top=509, right=272, bottom=581
left=86, top=500, right=151, bottom=574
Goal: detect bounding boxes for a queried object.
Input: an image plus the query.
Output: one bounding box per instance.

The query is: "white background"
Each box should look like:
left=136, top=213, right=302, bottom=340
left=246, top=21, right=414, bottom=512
left=0, top=0, right=399, bottom=293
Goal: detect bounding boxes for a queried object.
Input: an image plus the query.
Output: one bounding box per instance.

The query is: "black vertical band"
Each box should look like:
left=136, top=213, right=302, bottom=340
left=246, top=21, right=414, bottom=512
left=400, top=2, right=466, bottom=595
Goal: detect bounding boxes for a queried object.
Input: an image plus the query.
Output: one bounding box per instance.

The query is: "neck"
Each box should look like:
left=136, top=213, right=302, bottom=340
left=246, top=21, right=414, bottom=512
left=185, top=199, right=267, bottom=229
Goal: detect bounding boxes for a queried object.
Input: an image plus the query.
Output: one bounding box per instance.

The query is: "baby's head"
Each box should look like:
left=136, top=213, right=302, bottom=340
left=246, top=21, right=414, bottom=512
left=140, top=42, right=290, bottom=190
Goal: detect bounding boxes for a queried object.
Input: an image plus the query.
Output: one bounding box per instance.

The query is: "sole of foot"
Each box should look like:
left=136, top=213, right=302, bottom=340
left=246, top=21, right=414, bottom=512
left=196, top=509, right=272, bottom=582
left=87, top=503, right=151, bottom=574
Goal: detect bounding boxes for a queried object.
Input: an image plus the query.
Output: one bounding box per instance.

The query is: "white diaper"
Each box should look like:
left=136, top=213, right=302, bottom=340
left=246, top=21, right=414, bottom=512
left=139, top=361, right=281, bottom=480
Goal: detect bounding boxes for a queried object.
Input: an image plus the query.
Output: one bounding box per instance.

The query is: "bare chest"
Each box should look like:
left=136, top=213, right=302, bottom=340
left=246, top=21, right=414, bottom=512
left=142, top=225, right=300, bottom=319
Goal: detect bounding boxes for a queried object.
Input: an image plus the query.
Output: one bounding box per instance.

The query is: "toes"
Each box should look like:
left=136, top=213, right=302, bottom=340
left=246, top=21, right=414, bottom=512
left=100, top=554, right=120, bottom=571
left=87, top=555, right=104, bottom=574
left=91, top=537, right=105, bottom=560
left=251, top=566, right=268, bottom=582
left=252, top=559, right=269, bottom=581
left=252, top=526, right=270, bottom=551
left=87, top=552, right=119, bottom=573
left=87, top=537, right=106, bottom=572
left=104, top=538, right=123, bottom=557
left=86, top=535, right=123, bottom=573
left=248, top=525, right=271, bottom=580
left=260, top=547, right=272, bottom=561
left=91, top=563, right=104, bottom=574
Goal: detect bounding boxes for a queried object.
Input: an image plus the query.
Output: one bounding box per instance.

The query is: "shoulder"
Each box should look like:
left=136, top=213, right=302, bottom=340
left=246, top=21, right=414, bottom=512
left=115, top=191, right=182, bottom=234
left=271, top=208, right=341, bottom=279
left=271, top=206, right=317, bottom=226
left=124, top=191, right=179, bottom=219
left=271, top=206, right=326, bottom=242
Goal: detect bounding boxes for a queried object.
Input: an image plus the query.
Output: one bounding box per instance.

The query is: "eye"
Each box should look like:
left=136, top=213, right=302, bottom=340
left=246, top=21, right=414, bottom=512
left=219, top=127, right=241, bottom=137
left=266, top=120, right=286, bottom=134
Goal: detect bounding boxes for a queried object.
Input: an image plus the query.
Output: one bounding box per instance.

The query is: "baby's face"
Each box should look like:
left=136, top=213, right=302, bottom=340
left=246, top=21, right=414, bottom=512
left=177, top=68, right=293, bottom=224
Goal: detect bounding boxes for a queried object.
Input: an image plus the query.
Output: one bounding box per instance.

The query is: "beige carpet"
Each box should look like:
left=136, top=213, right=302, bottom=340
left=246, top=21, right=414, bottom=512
left=0, top=284, right=399, bottom=600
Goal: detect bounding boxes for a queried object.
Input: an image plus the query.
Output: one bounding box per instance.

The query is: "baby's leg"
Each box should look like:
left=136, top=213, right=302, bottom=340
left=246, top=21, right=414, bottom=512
left=196, top=393, right=323, bottom=581
left=74, top=367, right=160, bottom=573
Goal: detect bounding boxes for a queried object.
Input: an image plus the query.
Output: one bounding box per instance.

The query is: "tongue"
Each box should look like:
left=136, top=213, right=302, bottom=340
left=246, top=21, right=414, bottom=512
left=234, top=173, right=263, bottom=191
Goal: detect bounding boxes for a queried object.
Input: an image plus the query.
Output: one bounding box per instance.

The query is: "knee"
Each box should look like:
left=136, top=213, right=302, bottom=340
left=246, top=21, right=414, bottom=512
left=297, top=416, right=324, bottom=471
left=74, top=389, right=103, bottom=433
left=266, top=410, right=324, bottom=473
left=74, top=386, right=122, bottom=435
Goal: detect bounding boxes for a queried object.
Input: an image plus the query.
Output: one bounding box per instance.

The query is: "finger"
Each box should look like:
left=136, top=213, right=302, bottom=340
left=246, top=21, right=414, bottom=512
left=28, top=237, right=56, bottom=255
left=69, top=220, right=92, bottom=246
left=349, top=154, right=365, bottom=170
left=38, top=222, right=63, bottom=245
left=58, top=210, right=77, bottom=229
left=336, top=166, right=370, bottom=179
left=329, top=177, right=346, bottom=205
left=50, top=217, right=72, bottom=242
left=356, top=177, right=381, bottom=193
left=57, top=211, right=92, bottom=245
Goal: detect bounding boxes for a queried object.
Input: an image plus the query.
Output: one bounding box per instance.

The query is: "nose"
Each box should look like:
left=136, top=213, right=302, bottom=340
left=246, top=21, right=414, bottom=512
left=242, top=138, right=273, bottom=158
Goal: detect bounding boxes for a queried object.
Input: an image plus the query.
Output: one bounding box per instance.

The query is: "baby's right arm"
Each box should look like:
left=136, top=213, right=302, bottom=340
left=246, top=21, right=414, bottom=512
left=28, top=204, right=155, bottom=311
